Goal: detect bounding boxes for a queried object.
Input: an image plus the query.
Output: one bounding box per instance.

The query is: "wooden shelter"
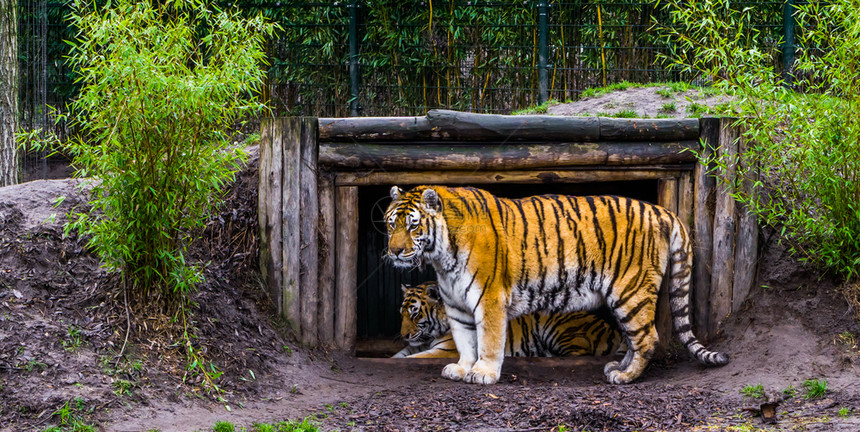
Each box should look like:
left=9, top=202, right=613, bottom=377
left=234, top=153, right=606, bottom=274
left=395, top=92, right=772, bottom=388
left=258, top=110, right=758, bottom=353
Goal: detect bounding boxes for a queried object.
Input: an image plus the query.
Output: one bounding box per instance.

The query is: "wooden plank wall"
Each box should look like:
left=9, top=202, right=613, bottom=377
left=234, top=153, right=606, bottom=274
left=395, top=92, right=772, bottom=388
left=260, top=114, right=760, bottom=350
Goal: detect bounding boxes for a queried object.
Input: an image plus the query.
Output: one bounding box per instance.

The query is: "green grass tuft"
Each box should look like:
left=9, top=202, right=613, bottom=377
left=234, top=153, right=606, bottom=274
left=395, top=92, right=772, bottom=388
left=803, top=379, right=828, bottom=399
left=739, top=383, right=765, bottom=399
left=512, top=99, right=558, bottom=115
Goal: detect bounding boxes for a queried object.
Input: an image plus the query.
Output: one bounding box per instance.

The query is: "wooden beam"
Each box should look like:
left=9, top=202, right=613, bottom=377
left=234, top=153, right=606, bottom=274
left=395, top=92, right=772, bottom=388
left=335, top=168, right=688, bottom=186
left=677, top=171, right=694, bottom=232
left=320, top=141, right=700, bottom=171
left=693, top=118, right=718, bottom=340
left=318, top=110, right=699, bottom=142
left=335, top=186, right=359, bottom=351
left=657, top=178, right=678, bottom=353
left=299, top=117, right=320, bottom=346
left=709, top=117, right=739, bottom=339
left=732, top=133, right=759, bottom=312
left=317, top=173, right=336, bottom=347
left=282, top=118, right=302, bottom=331
left=259, top=118, right=284, bottom=315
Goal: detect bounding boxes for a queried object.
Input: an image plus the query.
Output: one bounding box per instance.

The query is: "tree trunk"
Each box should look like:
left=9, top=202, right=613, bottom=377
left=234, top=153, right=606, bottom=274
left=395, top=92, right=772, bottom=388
left=0, top=0, right=19, bottom=186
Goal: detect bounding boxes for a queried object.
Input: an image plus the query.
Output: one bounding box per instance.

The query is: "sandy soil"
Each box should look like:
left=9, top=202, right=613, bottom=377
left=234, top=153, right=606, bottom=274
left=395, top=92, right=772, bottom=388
left=2, top=88, right=859, bottom=432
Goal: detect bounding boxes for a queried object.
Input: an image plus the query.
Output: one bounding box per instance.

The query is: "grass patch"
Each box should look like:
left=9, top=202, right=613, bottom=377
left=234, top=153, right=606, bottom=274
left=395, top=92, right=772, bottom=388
left=660, top=102, right=677, bottom=113
left=251, top=418, right=319, bottom=432
left=213, top=421, right=236, bottom=432
left=597, top=109, right=640, bottom=118
left=42, top=398, right=96, bottom=432
left=739, top=383, right=765, bottom=399
left=803, top=379, right=828, bottom=399
left=62, top=325, right=86, bottom=352
left=838, top=407, right=851, bottom=417
left=512, top=99, right=558, bottom=115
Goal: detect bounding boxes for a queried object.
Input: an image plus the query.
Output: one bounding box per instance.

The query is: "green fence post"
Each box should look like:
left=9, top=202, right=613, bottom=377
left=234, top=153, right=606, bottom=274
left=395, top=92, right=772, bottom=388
left=782, top=0, right=796, bottom=85
left=537, top=1, right=549, bottom=105
left=348, top=0, right=361, bottom=116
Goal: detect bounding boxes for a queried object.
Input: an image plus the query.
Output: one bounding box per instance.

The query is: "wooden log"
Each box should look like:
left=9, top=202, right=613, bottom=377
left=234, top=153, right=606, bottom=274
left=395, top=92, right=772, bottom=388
left=318, top=110, right=699, bottom=142
left=709, top=117, right=739, bottom=339
left=299, top=117, right=320, bottom=346
left=319, top=141, right=700, bottom=171
left=335, top=168, right=689, bottom=186
left=319, top=116, right=433, bottom=141
left=317, top=172, right=336, bottom=347
left=732, top=133, right=759, bottom=312
left=677, top=171, right=694, bottom=232
left=335, top=186, right=359, bottom=351
left=599, top=117, right=700, bottom=142
left=282, top=117, right=302, bottom=331
left=657, top=178, right=678, bottom=352
left=259, top=118, right=284, bottom=315
left=693, top=118, right=718, bottom=340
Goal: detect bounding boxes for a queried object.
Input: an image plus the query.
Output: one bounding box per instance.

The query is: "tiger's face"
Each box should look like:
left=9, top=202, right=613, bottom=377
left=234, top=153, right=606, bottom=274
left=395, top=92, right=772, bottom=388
left=400, top=282, right=446, bottom=346
left=384, top=186, right=442, bottom=269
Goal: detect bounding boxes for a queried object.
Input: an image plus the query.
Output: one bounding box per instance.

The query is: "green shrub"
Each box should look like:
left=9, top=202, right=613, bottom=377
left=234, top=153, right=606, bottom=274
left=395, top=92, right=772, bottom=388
left=61, top=0, right=275, bottom=311
left=660, top=0, right=860, bottom=282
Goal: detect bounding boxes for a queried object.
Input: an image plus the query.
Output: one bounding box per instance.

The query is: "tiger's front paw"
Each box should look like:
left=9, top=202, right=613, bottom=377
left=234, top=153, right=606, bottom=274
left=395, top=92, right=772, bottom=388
left=603, top=361, right=621, bottom=375
left=464, top=360, right=500, bottom=385
left=605, top=368, right=636, bottom=384
left=442, top=363, right=467, bottom=381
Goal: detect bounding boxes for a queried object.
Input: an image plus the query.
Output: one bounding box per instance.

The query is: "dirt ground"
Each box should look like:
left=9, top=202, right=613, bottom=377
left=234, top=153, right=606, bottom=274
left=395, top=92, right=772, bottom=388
left=2, top=86, right=860, bottom=432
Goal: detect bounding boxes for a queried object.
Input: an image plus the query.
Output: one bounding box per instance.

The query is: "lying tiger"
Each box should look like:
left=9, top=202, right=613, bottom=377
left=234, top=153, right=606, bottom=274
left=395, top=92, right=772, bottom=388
left=384, top=185, right=729, bottom=385
left=393, top=281, right=624, bottom=358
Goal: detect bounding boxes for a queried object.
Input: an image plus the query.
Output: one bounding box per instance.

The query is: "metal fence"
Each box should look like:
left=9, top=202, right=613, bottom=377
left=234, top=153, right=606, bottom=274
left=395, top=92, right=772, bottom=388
left=17, top=1, right=796, bottom=169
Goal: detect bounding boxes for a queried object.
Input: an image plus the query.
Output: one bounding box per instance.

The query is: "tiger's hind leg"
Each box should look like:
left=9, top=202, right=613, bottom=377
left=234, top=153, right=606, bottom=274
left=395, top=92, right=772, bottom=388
left=604, top=279, right=661, bottom=384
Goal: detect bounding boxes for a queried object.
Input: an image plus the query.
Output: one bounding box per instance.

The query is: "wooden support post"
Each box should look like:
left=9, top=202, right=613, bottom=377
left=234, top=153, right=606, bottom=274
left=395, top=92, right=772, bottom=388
left=318, top=173, right=337, bottom=347
left=259, top=118, right=284, bottom=314
left=335, top=186, right=359, bottom=351
left=657, top=178, right=678, bottom=352
left=709, top=118, right=739, bottom=339
left=694, top=118, right=718, bottom=340
left=282, top=118, right=302, bottom=331
left=677, top=171, right=694, bottom=232
left=732, top=134, right=759, bottom=311
left=299, top=118, right=320, bottom=345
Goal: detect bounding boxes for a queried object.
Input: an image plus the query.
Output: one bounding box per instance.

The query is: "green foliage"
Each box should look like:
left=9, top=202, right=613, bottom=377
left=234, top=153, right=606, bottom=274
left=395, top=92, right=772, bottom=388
left=252, top=419, right=319, bottom=432
left=43, top=398, right=95, bottom=432
left=112, top=379, right=133, bottom=397
left=783, top=385, right=797, bottom=399
left=61, top=0, right=274, bottom=313
left=512, top=99, right=558, bottom=115
left=803, top=379, right=828, bottom=399
left=740, top=383, right=766, bottom=399
left=660, top=102, right=677, bottom=113
left=581, top=81, right=637, bottom=99
left=62, top=325, right=86, bottom=351
left=661, top=0, right=860, bottom=281
left=838, top=407, right=851, bottom=417
left=213, top=421, right=236, bottom=432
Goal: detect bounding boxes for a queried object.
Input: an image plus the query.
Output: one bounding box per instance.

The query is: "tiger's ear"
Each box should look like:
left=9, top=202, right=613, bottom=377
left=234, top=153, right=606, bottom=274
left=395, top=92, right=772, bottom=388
left=390, top=186, right=403, bottom=201
left=422, top=188, right=442, bottom=212
left=425, top=283, right=441, bottom=301
left=400, top=283, right=411, bottom=294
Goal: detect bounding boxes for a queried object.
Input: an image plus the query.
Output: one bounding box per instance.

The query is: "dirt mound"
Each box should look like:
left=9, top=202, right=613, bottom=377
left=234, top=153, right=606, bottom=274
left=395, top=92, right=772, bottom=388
left=547, top=85, right=731, bottom=118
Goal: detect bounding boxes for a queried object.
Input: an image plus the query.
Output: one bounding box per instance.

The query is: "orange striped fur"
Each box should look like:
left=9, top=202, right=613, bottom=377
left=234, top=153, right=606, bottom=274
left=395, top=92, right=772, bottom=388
left=384, top=185, right=728, bottom=385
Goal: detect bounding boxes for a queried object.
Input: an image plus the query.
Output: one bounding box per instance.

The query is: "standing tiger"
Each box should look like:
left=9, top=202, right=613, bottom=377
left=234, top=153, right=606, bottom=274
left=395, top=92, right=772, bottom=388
left=393, top=281, right=625, bottom=358
left=384, top=185, right=728, bottom=385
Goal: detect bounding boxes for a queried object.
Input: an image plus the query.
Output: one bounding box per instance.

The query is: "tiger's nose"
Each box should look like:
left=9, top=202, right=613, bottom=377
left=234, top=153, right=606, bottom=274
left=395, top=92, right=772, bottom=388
left=389, top=247, right=404, bottom=256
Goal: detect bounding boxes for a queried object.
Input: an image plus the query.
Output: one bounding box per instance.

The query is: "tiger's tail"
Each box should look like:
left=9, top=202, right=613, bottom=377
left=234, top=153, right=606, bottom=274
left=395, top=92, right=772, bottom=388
left=669, top=220, right=730, bottom=366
